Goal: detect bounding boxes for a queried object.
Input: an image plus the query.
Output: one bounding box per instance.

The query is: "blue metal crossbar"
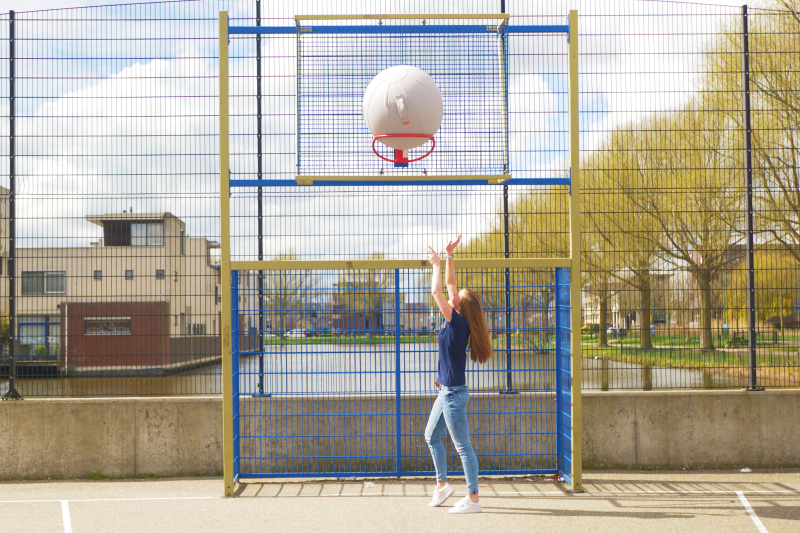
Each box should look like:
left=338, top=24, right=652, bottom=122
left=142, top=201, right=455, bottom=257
left=229, top=25, right=569, bottom=35
left=230, top=267, right=572, bottom=478
left=229, top=178, right=572, bottom=188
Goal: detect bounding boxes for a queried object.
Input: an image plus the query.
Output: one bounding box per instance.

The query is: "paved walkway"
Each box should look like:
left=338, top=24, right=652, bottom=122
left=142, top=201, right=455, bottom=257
left=1, top=471, right=799, bottom=532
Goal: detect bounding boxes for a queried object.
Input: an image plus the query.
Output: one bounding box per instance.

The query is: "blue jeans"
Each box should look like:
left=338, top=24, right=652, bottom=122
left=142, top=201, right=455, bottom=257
left=424, top=385, right=479, bottom=494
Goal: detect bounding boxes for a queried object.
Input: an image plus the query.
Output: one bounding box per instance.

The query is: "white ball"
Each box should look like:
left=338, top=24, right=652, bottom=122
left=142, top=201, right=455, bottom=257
left=362, top=65, right=443, bottom=151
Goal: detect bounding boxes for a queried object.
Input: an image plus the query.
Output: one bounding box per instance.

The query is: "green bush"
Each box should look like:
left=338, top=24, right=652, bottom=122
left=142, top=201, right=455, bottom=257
left=34, top=345, right=49, bottom=357
left=18, top=344, right=30, bottom=357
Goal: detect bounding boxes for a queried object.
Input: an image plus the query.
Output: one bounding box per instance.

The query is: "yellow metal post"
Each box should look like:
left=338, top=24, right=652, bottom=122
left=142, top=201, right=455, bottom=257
left=567, top=9, right=583, bottom=492
left=219, top=11, right=235, bottom=498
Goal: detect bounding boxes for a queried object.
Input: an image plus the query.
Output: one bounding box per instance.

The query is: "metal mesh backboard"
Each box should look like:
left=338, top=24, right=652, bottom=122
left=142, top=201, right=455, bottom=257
left=296, top=22, right=508, bottom=177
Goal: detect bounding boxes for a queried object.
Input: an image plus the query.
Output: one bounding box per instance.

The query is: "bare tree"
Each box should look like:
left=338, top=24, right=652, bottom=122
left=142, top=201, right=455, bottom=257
left=262, top=252, right=317, bottom=340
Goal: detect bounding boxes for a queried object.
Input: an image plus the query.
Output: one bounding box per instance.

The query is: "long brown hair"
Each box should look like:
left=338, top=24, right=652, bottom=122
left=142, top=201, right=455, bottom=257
left=460, top=288, right=494, bottom=364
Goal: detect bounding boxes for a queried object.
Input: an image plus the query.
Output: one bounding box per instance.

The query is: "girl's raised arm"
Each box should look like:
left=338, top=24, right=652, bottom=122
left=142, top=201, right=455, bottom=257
left=427, top=246, right=453, bottom=322
left=444, top=234, right=461, bottom=300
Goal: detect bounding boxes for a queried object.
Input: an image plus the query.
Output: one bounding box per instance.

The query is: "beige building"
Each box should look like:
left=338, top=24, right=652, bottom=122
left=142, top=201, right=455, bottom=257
left=0, top=205, right=221, bottom=371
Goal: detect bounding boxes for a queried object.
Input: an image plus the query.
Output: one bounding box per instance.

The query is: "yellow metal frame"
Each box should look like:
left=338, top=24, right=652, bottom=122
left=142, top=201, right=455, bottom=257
left=219, top=12, right=235, bottom=498
left=567, top=10, right=583, bottom=492
left=219, top=10, right=582, bottom=495
left=295, top=14, right=510, bottom=20
left=231, top=258, right=571, bottom=271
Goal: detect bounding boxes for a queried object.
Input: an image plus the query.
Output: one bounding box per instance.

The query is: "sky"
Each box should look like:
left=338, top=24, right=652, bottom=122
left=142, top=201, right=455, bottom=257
left=0, top=0, right=767, bottom=16
left=0, top=0, right=778, bottom=260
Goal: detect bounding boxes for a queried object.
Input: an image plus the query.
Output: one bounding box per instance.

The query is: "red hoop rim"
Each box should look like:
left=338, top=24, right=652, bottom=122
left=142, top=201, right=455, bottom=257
left=371, top=134, right=435, bottom=164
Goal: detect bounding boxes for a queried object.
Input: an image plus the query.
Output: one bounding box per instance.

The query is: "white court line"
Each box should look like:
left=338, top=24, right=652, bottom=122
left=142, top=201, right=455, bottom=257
left=0, top=489, right=798, bottom=504
left=61, top=500, right=72, bottom=533
left=736, top=491, right=769, bottom=533
left=0, top=497, right=219, bottom=503
left=579, top=490, right=800, bottom=495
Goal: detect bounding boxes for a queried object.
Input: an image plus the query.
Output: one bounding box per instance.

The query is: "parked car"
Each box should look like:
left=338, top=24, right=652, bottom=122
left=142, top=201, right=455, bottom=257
left=285, top=329, right=317, bottom=338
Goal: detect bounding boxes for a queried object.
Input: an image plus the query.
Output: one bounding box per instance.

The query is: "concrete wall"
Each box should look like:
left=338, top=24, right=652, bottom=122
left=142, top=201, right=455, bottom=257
left=582, top=389, right=800, bottom=469
left=0, top=397, right=222, bottom=480
left=1, top=390, right=798, bottom=480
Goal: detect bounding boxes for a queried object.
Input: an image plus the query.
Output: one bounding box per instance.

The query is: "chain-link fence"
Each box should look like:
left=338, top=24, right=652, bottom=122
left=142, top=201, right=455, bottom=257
left=0, top=0, right=798, bottom=396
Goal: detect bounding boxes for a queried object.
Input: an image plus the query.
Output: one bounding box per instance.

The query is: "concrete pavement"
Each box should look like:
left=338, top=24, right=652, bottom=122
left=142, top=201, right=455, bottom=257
left=1, top=471, right=799, bottom=532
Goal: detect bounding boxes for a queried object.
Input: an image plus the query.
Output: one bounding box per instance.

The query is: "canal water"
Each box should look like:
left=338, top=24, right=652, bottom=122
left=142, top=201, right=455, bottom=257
left=0, top=342, right=754, bottom=396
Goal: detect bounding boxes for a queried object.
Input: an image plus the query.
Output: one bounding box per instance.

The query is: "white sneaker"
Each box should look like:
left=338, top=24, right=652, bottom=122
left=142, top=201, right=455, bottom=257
left=449, top=495, right=482, bottom=514
left=429, top=483, right=455, bottom=507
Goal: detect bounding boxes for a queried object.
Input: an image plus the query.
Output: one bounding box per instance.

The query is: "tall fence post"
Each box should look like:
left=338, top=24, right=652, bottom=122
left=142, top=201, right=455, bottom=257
left=219, top=10, right=236, bottom=497
left=3, top=11, right=21, bottom=400
left=741, top=5, right=762, bottom=392
left=255, top=0, right=266, bottom=395
left=499, top=0, right=514, bottom=393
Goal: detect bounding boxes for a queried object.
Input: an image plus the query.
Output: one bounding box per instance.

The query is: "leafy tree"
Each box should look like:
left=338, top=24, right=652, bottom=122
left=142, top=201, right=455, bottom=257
left=582, top=150, right=626, bottom=348
left=0, top=312, right=8, bottom=346
left=705, top=2, right=800, bottom=263
left=587, top=118, right=669, bottom=349
left=725, top=250, right=798, bottom=326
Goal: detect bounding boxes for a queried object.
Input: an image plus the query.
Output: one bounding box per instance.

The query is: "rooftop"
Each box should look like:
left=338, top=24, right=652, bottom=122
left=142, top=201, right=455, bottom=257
left=86, top=213, right=177, bottom=227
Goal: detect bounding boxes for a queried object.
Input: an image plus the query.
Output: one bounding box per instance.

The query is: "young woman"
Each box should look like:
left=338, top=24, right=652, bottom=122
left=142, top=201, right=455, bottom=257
left=424, top=234, right=494, bottom=514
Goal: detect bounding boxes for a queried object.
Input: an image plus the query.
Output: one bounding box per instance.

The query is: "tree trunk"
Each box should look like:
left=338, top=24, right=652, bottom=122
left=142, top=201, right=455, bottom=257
left=637, top=272, right=652, bottom=349
left=696, top=270, right=715, bottom=351
left=598, top=294, right=609, bottom=347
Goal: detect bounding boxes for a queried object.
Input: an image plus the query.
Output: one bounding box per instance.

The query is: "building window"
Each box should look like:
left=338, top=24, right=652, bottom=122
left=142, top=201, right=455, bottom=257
left=180, top=228, right=185, bottom=254
left=131, top=222, right=164, bottom=246
left=94, top=270, right=102, bottom=280
left=189, top=323, right=206, bottom=336
left=22, top=271, right=66, bottom=295
left=18, top=315, right=61, bottom=358
left=85, top=318, right=132, bottom=336
left=125, top=269, right=134, bottom=280
left=156, top=269, right=165, bottom=279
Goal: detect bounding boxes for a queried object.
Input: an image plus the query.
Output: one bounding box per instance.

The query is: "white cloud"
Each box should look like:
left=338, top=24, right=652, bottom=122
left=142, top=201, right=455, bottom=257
left=3, top=0, right=777, bottom=259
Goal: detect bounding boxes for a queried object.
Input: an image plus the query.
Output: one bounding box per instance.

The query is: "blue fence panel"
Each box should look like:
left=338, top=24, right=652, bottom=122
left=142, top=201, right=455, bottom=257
left=555, top=268, right=572, bottom=484
left=232, top=267, right=562, bottom=478
left=235, top=269, right=398, bottom=478
left=231, top=271, right=241, bottom=483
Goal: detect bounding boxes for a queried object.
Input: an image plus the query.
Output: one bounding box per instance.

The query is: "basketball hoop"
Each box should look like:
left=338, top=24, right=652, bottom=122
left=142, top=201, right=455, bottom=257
left=372, top=134, right=435, bottom=165
left=363, top=65, right=443, bottom=167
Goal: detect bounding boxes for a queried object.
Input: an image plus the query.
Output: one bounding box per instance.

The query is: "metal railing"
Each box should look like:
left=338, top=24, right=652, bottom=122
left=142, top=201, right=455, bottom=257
left=0, top=0, right=798, bottom=397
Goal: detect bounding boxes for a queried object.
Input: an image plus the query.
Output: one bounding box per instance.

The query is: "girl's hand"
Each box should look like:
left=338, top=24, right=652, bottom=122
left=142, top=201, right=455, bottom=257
left=445, top=234, right=462, bottom=256
left=426, top=246, right=441, bottom=266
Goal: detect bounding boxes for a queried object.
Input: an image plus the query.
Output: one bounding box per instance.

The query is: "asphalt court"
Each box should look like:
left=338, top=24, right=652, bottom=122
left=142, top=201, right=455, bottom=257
left=1, top=471, right=798, bottom=533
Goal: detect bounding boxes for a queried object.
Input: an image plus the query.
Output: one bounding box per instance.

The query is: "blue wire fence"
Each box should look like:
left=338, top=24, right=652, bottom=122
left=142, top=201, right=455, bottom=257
left=230, top=267, right=572, bottom=479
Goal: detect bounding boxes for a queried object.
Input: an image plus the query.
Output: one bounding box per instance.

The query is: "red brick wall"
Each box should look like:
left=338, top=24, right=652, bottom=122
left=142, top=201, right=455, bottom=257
left=60, top=302, right=170, bottom=368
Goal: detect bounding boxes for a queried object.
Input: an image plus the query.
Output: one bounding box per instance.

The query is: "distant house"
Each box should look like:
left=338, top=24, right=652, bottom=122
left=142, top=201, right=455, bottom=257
left=0, top=207, right=221, bottom=374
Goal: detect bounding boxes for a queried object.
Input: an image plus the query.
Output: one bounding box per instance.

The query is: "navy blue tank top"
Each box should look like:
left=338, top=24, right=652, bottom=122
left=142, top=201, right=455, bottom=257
left=437, top=309, right=471, bottom=386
